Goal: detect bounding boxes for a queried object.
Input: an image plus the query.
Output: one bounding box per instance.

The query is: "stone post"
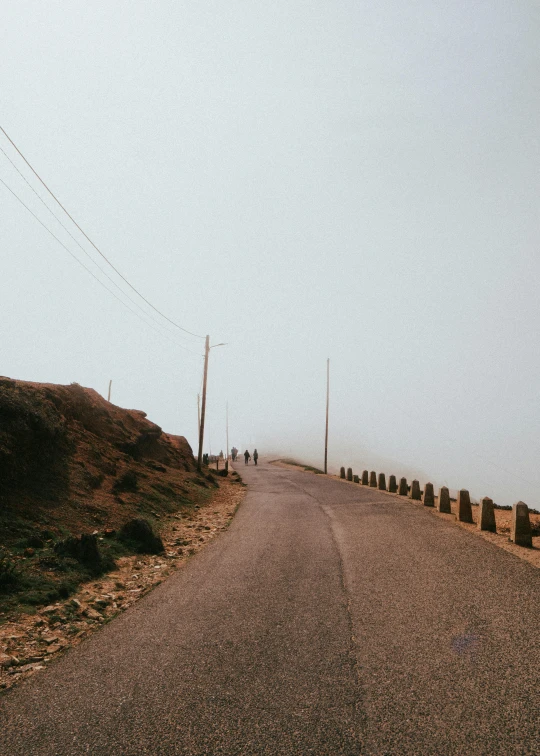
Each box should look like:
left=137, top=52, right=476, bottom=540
left=478, top=497, right=496, bottom=532
left=398, top=477, right=408, bottom=496
left=511, top=501, right=532, bottom=547
left=410, top=480, right=421, bottom=500
left=362, top=470, right=369, bottom=485
left=340, top=467, right=346, bottom=479
left=377, top=473, right=386, bottom=490
left=369, top=471, right=377, bottom=487
left=457, top=489, right=473, bottom=523
left=353, top=475, right=359, bottom=483
left=437, top=486, right=451, bottom=514
left=347, top=467, right=353, bottom=482
left=423, top=482, right=435, bottom=507
left=388, top=475, right=397, bottom=493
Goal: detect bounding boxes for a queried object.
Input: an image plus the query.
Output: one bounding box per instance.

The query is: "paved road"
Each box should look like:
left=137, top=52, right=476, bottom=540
left=1, top=461, right=539, bottom=755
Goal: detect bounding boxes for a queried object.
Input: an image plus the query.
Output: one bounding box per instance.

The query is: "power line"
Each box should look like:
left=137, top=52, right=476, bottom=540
left=0, top=146, right=196, bottom=344
left=0, top=125, right=205, bottom=340
left=0, top=176, right=203, bottom=357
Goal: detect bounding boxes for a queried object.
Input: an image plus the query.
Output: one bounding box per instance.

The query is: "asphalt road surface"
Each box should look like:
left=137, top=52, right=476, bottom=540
left=1, top=460, right=539, bottom=755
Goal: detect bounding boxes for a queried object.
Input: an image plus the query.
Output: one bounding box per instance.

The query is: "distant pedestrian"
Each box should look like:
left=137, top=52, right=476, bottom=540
left=253, top=449, right=258, bottom=465
left=244, top=449, right=251, bottom=464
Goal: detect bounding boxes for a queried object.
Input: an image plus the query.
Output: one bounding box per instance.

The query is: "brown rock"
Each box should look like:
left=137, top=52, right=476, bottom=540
left=511, top=501, right=532, bottom=547
left=478, top=497, right=496, bottom=532
left=457, top=490, right=473, bottom=523
left=83, top=607, right=102, bottom=621
left=93, top=598, right=111, bottom=609
left=0, top=653, right=13, bottom=669
left=41, top=605, right=60, bottom=616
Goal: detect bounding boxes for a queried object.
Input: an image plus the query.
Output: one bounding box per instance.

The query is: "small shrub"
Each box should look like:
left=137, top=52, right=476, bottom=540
left=58, top=580, right=77, bottom=599
left=38, top=553, right=79, bottom=572
left=112, top=470, right=138, bottom=493
left=24, top=591, right=48, bottom=606
left=54, top=534, right=115, bottom=575
left=26, top=535, right=45, bottom=549
left=304, top=465, right=324, bottom=474
left=151, top=481, right=176, bottom=498
left=0, top=552, right=20, bottom=591
left=118, top=518, right=164, bottom=554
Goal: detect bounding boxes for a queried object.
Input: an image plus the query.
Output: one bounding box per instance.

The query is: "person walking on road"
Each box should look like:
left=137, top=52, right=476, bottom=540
left=244, top=449, right=251, bottom=465
left=253, top=449, right=259, bottom=465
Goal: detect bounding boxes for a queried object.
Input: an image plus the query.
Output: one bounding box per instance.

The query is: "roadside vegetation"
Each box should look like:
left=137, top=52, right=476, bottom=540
left=0, top=378, right=240, bottom=622
left=274, top=458, right=325, bottom=474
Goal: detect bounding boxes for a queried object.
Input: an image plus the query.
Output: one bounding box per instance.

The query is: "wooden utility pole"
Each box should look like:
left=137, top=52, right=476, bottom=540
left=107, top=379, right=112, bottom=403
left=226, top=402, right=229, bottom=461
left=197, top=335, right=210, bottom=471
left=324, top=358, right=329, bottom=474
left=197, top=393, right=201, bottom=437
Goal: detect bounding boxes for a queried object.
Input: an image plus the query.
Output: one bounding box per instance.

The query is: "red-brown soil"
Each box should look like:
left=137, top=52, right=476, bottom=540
left=0, top=377, right=241, bottom=619
left=0, top=377, right=197, bottom=545
left=0, top=377, right=248, bottom=692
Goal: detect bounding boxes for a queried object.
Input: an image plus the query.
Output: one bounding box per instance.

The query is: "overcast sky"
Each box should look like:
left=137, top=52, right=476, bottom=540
left=2, top=1, right=539, bottom=505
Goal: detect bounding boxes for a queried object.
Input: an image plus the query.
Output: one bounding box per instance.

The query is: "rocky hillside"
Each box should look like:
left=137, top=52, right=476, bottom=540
left=0, top=378, right=215, bottom=612
left=0, top=377, right=198, bottom=540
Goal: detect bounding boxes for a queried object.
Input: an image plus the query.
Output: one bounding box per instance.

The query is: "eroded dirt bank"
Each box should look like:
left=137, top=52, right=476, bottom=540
left=0, top=378, right=246, bottom=691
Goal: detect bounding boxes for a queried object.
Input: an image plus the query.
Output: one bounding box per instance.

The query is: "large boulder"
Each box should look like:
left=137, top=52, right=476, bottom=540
left=119, top=518, right=164, bottom=555
left=54, top=534, right=110, bottom=575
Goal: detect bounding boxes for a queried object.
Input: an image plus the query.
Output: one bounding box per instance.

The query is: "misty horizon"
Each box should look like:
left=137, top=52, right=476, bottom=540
left=2, top=2, right=539, bottom=509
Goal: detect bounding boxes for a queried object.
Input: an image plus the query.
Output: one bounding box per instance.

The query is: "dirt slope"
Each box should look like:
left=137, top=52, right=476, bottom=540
left=0, top=377, right=196, bottom=546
